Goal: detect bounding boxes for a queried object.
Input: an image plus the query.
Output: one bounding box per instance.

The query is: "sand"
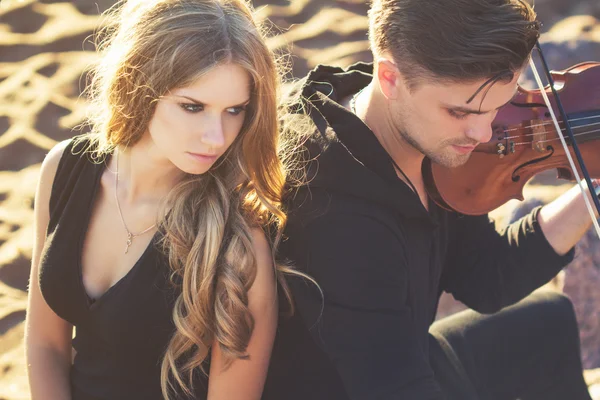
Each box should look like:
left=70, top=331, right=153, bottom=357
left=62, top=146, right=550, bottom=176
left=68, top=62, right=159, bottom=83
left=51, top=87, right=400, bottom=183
left=0, top=0, right=599, bottom=398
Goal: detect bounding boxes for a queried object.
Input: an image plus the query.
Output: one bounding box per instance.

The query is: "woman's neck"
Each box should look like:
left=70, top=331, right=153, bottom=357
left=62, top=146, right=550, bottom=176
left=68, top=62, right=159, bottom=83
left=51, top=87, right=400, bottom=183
left=108, top=137, right=185, bottom=205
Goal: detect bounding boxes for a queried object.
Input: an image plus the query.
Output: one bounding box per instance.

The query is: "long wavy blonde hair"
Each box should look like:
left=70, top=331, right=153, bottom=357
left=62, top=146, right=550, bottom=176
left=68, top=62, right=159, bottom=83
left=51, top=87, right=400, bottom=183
left=81, top=0, right=299, bottom=397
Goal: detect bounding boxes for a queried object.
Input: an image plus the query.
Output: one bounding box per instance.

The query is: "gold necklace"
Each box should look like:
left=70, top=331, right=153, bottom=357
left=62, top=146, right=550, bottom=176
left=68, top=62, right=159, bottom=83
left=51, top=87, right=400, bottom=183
left=114, top=151, right=157, bottom=254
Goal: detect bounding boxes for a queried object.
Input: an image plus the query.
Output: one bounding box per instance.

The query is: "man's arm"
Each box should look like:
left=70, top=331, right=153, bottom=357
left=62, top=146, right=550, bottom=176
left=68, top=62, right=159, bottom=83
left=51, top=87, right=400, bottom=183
left=538, top=182, right=599, bottom=256
left=440, top=194, right=585, bottom=314
left=284, top=210, right=445, bottom=400
left=442, top=181, right=599, bottom=314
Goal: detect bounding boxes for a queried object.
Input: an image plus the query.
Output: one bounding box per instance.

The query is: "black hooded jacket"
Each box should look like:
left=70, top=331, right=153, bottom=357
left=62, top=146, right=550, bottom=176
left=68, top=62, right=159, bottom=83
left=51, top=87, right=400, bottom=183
left=262, top=63, right=574, bottom=400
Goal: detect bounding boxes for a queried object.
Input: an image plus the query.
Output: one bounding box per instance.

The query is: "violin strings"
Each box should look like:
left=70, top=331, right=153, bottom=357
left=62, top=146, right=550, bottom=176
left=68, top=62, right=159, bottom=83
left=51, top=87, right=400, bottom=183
left=501, top=114, right=600, bottom=135
left=528, top=55, right=600, bottom=239
left=512, top=127, right=600, bottom=147
left=504, top=120, right=600, bottom=140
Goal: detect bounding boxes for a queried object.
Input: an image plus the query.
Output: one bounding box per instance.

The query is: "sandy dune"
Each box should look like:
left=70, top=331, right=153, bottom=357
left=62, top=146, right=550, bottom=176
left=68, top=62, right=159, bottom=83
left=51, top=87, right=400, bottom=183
left=0, top=0, right=599, bottom=398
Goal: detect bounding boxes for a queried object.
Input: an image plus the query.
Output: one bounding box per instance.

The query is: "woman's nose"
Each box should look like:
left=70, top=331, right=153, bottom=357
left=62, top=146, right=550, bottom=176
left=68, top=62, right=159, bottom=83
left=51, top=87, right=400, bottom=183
left=199, top=116, right=226, bottom=148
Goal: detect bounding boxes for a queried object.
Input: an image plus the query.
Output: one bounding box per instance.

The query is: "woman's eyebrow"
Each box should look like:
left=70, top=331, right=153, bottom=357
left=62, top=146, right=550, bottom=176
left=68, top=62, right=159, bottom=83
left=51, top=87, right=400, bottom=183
left=174, top=94, right=251, bottom=107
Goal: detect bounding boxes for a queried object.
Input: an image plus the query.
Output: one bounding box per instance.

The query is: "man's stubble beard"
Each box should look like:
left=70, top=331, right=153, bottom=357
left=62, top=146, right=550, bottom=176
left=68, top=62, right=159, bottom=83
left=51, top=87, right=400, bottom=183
left=390, top=104, right=474, bottom=169
left=396, top=124, right=471, bottom=169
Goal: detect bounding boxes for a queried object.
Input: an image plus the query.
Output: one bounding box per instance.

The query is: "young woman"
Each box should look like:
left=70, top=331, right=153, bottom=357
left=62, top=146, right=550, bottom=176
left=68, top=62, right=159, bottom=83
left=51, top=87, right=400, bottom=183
left=25, top=0, right=291, bottom=398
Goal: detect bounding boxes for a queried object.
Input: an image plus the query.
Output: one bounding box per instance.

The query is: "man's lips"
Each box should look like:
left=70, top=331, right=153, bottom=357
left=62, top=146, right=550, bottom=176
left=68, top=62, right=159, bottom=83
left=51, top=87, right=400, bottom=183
left=451, top=144, right=477, bottom=154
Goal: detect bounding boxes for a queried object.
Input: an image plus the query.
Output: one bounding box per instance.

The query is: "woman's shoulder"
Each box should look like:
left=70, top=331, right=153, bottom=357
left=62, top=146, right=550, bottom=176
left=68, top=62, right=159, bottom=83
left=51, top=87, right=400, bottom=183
left=35, top=139, right=72, bottom=235
left=39, top=139, right=72, bottom=188
left=42, top=135, right=99, bottom=175
left=44, top=135, right=105, bottom=224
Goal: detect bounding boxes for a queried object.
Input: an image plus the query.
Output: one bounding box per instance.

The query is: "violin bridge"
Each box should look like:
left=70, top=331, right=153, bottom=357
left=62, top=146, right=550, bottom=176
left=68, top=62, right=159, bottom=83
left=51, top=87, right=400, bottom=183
left=530, top=119, right=548, bottom=153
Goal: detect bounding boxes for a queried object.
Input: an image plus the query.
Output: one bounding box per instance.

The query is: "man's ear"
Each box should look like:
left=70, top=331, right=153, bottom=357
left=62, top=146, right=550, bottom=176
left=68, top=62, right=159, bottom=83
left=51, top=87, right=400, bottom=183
left=375, top=58, right=405, bottom=100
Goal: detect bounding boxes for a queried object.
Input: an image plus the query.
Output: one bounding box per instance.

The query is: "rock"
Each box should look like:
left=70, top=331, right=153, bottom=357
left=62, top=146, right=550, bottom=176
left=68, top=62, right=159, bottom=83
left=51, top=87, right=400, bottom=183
left=534, top=0, right=600, bottom=28
left=522, top=16, right=600, bottom=89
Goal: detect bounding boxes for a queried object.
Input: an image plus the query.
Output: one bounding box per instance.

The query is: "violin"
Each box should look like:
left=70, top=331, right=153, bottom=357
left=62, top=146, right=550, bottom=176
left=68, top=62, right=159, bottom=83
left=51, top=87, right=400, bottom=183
left=423, top=61, right=600, bottom=216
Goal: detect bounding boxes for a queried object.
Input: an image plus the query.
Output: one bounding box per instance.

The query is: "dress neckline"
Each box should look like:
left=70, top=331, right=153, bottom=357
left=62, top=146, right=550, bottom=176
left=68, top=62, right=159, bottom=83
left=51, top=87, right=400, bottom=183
left=76, top=155, right=159, bottom=310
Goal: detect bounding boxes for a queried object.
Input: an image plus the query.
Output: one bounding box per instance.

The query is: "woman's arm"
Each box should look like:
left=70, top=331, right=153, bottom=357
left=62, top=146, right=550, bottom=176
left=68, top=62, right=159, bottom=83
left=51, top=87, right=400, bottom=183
left=207, top=228, right=278, bottom=400
left=25, top=141, right=74, bottom=399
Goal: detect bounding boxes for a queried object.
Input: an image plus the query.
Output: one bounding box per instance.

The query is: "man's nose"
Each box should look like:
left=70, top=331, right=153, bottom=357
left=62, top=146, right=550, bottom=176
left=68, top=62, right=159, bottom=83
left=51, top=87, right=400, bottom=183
left=465, top=114, right=495, bottom=144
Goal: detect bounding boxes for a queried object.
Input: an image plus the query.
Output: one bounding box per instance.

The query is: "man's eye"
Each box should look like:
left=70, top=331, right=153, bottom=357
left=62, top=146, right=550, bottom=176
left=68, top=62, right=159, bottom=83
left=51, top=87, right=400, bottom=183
left=448, top=109, right=469, bottom=120
left=180, top=103, right=204, bottom=113
left=227, top=106, right=247, bottom=116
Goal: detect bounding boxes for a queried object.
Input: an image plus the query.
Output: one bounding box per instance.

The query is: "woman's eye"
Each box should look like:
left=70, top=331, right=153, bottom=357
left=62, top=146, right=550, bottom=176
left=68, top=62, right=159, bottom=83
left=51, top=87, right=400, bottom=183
left=227, top=106, right=247, bottom=116
left=180, top=103, right=204, bottom=113
left=448, top=109, right=469, bottom=120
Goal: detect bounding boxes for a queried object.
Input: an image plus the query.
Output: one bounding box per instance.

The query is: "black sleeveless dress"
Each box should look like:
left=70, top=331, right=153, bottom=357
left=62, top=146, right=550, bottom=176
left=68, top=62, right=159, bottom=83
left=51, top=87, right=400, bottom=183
left=38, top=138, right=208, bottom=399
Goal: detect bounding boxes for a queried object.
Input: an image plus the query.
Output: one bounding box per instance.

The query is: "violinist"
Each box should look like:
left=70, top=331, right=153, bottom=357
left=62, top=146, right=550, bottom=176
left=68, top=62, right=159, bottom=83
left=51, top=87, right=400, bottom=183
left=262, top=0, right=598, bottom=399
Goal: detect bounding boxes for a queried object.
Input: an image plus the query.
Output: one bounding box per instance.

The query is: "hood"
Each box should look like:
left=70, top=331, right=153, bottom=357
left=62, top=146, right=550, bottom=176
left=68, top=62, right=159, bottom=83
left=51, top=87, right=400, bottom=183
left=288, top=62, right=429, bottom=219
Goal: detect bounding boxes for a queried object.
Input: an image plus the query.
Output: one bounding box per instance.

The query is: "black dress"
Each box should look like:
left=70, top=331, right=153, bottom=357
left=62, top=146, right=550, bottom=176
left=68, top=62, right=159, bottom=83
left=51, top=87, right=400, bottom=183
left=38, top=138, right=208, bottom=399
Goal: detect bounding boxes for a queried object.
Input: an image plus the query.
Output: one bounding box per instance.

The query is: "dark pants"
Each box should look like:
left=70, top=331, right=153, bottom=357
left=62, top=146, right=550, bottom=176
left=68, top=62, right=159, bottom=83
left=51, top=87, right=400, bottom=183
left=429, top=290, right=592, bottom=400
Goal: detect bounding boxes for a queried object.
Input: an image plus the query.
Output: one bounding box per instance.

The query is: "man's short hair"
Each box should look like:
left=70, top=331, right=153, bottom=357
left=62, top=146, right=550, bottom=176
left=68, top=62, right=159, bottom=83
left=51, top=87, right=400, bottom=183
left=368, top=0, right=540, bottom=88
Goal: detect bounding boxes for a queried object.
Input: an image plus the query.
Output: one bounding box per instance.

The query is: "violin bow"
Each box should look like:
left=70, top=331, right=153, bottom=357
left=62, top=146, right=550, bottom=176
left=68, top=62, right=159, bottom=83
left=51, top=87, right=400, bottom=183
left=528, top=42, right=600, bottom=240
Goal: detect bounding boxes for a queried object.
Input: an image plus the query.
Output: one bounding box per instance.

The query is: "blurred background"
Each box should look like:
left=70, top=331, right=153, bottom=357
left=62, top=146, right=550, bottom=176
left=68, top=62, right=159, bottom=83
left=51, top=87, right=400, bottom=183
left=0, top=0, right=599, bottom=398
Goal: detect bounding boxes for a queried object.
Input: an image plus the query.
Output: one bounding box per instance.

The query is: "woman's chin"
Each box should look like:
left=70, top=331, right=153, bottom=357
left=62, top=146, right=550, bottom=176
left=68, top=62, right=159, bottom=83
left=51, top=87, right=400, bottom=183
left=175, top=162, right=214, bottom=176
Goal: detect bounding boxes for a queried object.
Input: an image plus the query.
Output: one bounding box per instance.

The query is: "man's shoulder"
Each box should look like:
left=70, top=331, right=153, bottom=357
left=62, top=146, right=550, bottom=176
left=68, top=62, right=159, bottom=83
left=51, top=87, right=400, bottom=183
left=287, top=185, right=395, bottom=225
left=280, top=189, right=409, bottom=280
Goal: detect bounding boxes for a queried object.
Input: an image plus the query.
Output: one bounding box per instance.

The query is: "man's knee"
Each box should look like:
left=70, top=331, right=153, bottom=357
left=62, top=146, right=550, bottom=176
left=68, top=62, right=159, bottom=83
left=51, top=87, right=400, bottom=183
left=528, top=290, right=574, bottom=317
left=524, top=290, right=579, bottom=338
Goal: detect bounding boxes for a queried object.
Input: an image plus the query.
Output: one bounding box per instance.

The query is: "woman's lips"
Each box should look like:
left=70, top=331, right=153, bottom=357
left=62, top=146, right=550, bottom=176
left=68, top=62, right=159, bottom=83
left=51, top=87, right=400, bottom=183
left=187, top=152, right=218, bottom=163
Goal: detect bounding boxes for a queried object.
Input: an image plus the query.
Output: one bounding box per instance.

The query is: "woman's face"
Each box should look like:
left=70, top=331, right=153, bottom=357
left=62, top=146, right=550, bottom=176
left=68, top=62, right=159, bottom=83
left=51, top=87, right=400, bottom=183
left=147, top=63, right=252, bottom=175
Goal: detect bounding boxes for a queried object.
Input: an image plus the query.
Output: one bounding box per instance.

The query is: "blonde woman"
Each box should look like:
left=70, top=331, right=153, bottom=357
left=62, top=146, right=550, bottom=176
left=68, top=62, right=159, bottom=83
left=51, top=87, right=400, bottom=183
left=25, top=0, right=291, bottom=398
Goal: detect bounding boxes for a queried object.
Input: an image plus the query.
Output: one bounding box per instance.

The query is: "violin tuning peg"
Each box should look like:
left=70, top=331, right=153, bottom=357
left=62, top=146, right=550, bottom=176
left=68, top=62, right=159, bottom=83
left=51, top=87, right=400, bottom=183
left=496, top=143, right=506, bottom=158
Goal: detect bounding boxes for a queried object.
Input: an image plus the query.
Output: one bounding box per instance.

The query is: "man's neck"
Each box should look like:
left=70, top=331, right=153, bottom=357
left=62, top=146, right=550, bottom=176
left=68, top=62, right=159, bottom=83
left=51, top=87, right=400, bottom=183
left=352, top=83, right=428, bottom=207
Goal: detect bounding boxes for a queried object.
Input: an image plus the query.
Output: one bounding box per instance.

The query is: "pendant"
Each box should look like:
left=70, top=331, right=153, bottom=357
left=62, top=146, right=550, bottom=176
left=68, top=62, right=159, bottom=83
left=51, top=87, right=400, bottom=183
left=125, top=232, right=133, bottom=254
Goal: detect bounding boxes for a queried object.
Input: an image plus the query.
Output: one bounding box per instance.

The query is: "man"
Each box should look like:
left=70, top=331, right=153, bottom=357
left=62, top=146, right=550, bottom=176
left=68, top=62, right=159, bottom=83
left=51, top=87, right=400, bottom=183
left=262, top=1, right=598, bottom=399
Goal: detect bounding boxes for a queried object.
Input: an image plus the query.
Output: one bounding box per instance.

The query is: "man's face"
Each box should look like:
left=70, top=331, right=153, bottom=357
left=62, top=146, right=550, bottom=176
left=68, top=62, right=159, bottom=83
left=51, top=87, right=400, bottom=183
left=389, top=70, right=521, bottom=168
